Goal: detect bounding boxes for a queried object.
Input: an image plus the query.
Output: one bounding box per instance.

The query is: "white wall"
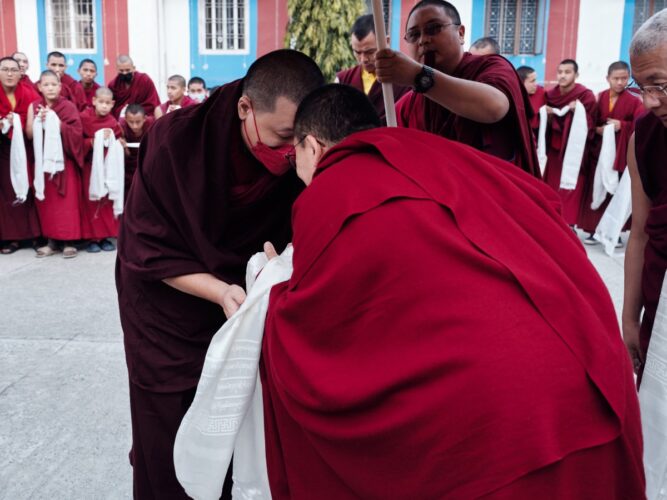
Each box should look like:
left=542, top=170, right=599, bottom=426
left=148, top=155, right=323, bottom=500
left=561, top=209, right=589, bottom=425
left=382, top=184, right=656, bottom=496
left=457, top=0, right=474, bottom=48
left=575, top=0, right=625, bottom=94
left=163, top=0, right=192, bottom=85
left=127, top=0, right=164, bottom=99
left=14, top=0, right=41, bottom=82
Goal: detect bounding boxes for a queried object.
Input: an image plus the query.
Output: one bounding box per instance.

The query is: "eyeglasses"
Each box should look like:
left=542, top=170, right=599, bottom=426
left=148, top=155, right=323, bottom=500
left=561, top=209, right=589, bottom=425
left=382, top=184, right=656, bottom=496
left=404, top=22, right=460, bottom=44
left=0, top=67, right=20, bottom=74
left=627, top=79, right=667, bottom=98
left=284, top=136, right=306, bottom=169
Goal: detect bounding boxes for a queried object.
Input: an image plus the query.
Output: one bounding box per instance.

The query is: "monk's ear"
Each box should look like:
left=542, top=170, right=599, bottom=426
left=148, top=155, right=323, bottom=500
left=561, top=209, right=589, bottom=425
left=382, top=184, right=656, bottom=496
left=305, top=135, right=323, bottom=157
left=458, top=24, right=466, bottom=45
left=238, top=96, right=252, bottom=120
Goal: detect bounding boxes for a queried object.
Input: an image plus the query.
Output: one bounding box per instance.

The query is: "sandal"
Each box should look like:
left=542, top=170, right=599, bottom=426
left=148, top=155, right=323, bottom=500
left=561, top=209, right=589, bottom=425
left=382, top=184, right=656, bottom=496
left=1, top=241, right=20, bottom=254
left=36, top=245, right=59, bottom=258
left=63, top=246, right=78, bottom=259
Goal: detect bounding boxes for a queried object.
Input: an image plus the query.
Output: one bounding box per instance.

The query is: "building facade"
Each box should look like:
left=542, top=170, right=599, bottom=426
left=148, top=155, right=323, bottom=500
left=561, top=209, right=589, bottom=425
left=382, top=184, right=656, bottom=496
left=0, top=0, right=664, bottom=99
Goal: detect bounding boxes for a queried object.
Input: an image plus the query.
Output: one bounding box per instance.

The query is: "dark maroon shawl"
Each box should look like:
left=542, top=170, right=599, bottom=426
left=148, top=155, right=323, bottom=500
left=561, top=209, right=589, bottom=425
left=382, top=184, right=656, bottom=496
left=120, top=116, right=154, bottom=193
left=79, top=80, right=101, bottom=109
left=116, top=79, right=302, bottom=392
left=635, top=112, right=667, bottom=361
left=108, top=71, right=160, bottom=119
left=158, top=95, right=198, bottom=114
left=337, top=65, right=409, bottom=124
left=60, top=73, right=88, bottom=112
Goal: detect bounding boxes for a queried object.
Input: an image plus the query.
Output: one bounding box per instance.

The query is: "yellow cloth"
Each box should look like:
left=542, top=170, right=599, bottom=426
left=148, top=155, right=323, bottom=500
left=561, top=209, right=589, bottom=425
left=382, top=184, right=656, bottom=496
left=361, top=69, right=377, bottom=95
left=7, top=94, right=16, bottom=110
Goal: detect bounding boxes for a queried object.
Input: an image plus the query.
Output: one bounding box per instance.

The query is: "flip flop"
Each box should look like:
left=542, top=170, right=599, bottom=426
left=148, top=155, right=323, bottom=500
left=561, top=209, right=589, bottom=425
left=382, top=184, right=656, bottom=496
left=63, top=246, right=78, bottom=259
left=1, top=241, right=20, bottom=254
left=36, top=245, right=59, bottom=258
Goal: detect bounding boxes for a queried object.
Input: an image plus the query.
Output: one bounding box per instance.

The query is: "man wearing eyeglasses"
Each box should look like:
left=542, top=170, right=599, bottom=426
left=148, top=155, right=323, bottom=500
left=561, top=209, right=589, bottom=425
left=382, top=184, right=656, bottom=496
left=336, top=14, right=409, bottom=124
left=374, top=0, right=539, bottom=177
left=623, top=8, right=667, bottom=381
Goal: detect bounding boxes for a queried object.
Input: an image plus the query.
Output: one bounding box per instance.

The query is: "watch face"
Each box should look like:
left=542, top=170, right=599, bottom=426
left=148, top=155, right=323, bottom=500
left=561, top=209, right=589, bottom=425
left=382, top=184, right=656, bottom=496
left=420, top=76, right=430, bottom=86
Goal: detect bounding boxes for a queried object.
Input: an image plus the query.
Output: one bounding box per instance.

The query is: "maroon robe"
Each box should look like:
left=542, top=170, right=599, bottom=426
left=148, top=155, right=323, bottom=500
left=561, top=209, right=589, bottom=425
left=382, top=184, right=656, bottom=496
left=32, top=97, right=84, bottom=241
left=108, top=71, right=160, bottom=119
left=337, top=65, right=409, bottom=124
left=578, top=89, right=644, bottom=232
left=396, top=53, right=539, bottom=177
left=0, top=82, right=41, bottom=241
left=18, top=74, right=35, bottom=93
left=115, top=80, right=302, bottom=498
left=34, top=73, right=87, bottom=112
left=119, top=116, right=154, bottom=197
left=79, top=80, right=100, bottom=109
left=543, top=83, right=597, bottom=225
left=528, top=85, right=546, bottom=135
left=158, top=95, right=198, bottom=114
left=635, top=111, right=667, bottom=365
left=79, top=108, right=121, bottom=240
left=262, top=128, right=643, bottom=499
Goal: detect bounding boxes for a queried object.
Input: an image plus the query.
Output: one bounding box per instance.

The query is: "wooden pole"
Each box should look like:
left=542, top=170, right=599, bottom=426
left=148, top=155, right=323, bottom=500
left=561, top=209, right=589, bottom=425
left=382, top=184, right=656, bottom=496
left=371, top=0, right=397, bottom=127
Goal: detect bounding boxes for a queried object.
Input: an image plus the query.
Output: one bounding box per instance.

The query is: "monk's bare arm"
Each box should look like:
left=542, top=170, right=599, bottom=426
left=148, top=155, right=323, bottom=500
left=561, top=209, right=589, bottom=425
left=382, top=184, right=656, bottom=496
left=153, top=106, right=164, bottom=120
left=163, top=273, right=246, bottom=319
left=374, top=49, right=509, bottom=124
left=622, top=133, right=650, bottom=370
left=25, top=104, right=34, bottom=139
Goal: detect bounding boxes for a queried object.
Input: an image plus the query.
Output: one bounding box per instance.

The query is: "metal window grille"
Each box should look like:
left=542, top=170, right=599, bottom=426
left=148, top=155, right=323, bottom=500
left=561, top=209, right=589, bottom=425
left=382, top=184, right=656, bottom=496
left=633, top=0, right=667, bottom=34
left=364, top=0, right=391, bottom=38
left=47, top=0, right=95, bottom=51
left=486, top=0, right=539, bottom=55
left=203, top=0, right=247, bottom=52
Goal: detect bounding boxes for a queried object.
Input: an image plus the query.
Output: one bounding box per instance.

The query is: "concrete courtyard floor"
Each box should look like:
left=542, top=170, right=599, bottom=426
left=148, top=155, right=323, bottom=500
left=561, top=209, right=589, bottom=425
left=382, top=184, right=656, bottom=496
left=0, top=231, right=627, bottom=499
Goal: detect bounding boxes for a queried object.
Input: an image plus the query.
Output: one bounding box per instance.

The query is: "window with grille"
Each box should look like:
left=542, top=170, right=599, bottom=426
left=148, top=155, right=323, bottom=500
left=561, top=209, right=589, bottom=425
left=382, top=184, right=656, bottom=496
left=633, top=0, right=667, bottom=34
left=201, top=0, right=249, bottom=53
left=486, top=0, right=541, bottom=55
left=364, top=0, right=392, bottom=38
left=46, top=0, right=95, bottom=52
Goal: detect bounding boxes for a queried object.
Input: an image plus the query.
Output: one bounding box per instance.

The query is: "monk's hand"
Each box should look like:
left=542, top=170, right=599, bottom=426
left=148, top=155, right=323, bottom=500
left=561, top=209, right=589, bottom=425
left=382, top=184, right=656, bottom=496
left=4, top=111, right=13, bottom=124
left=38, top=105, right=48, bottom=122
left=622, top=321, right=643, bottom=374
left=103, top=128, right=112, bottom=139
left=264, top=241, right=278, bottom=260
left=568, top=100, right=577, bottom=111
left=219, top=284, right=247, bottom=319
left=607, top=118, right=621, bottom=132
left=374, top=49, right=421, bottom=87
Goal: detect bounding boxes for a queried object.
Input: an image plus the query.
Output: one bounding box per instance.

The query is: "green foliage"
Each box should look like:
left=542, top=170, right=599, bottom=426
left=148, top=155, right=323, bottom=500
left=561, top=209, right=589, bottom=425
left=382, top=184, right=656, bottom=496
left=285, top=0, right=366, bottom=82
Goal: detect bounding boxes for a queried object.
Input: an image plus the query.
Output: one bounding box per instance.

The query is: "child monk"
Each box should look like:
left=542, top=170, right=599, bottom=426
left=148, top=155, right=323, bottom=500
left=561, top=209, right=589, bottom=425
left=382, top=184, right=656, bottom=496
left=80, top=87, right=122, bottom=252
left=154, top=75, right=197, bottom=119
left=119, top=104, right=153, bottom=197
left=26, top=70, right=84, bottom=258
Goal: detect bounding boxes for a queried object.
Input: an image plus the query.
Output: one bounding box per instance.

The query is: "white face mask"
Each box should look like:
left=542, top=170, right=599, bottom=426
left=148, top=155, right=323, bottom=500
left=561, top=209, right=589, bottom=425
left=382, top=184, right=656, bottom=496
left=190, top=93, right=206, bottom=103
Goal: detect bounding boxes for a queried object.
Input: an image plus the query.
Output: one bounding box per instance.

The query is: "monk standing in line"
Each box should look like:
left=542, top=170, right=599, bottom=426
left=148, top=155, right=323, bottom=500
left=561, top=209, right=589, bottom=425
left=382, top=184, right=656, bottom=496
left=108, top=55, right=160, bottom=119
left=154, top=75, right=198, bottom=119
left=119, top=104, right=153, bottom=198
left=77, top=59, right=101, bottom=109
left=42, top=51, right=87, bottom=112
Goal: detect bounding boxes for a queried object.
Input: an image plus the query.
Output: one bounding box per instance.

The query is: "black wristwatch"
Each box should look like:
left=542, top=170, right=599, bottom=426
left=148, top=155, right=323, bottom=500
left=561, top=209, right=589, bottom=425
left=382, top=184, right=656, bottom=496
left=414, top=65, right=435, bottom=93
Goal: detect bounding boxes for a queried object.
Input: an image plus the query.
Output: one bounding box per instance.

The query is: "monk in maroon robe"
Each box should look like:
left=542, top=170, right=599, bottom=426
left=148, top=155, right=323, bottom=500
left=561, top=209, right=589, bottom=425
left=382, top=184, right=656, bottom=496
left=27, top=70, right=84, bottom=258
left=12, top=52, right=35, bottom=94
left=336, top=14, right=409, bottom=124
left=623, top=12, right=667, bottom=379
left=543, top=59, right=597, bottom=226
left=108, top=55, right=160, bottom=119
left=119, top=104, right=154, bottom=198
left=77, top=58, right=100, bottom=109
left=578, top=61, right=644, bottom=239
left=518, top=65, right=546, bottom=137
left=79, top=88, right=121, bottom=251
left=38, top=52, right=88, bottom=112
left=376, top=0, right=538, bottom=177
left=154, top=74, right=198, bottom=119
left=261, top=84, right=644, bottom=499
left=115, top=50, right=323, bottom=499
left=0, top=57, right=41, bottom=253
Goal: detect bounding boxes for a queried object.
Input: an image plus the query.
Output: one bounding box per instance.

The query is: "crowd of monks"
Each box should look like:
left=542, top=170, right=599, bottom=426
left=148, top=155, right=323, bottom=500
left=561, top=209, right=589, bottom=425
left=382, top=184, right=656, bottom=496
left=3, top=0, right=667, bottom=498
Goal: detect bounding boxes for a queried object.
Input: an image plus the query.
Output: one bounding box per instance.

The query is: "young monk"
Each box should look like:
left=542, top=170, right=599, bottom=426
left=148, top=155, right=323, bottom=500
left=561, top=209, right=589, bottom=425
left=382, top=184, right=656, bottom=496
left=623, top=9, right=667, bottom=378
left=187, top=76, right=208, bottom=103
left=517, top=65, right=545, bottom=138
left=42, top=51, right=87, bottom=112
left=26, top=70, right=84, bottom=258
left=77, top=58, right=100, bottom=109
left=12, top=51, right=35, bottom=91
left=375, top=0, right=539, bottom=176
left=0, top=56, right=41, bottom=254
left=542, top=59, right=597, bottom=226
left=154, top=74, right=197, bottom=119
left=108, top=55, right=160, bottom=119
left=116, top=50, right=323, bottom=499
left=119, top=104, right=153, bottom=197
left=79, top=87, right=122, bottom=253
left=578, top=61, right=644, bottom=243
left=260, top=83, right=644, bottom=499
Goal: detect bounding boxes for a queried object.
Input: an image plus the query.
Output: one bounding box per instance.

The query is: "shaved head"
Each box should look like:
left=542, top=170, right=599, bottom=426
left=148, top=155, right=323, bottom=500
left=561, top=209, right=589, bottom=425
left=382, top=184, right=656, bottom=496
left=630, top=9, right=667, bottom=58
left=95, top=87, right=114, bottom=98
left=117, top=54, right=134, bottom=65
left=168, top=75, right=187, bottom=88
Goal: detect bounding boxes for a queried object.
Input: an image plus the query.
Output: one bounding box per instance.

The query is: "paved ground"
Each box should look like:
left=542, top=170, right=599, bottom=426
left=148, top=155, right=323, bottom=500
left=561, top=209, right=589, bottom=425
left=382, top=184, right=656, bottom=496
left=0, top=231, right=627, bottom=499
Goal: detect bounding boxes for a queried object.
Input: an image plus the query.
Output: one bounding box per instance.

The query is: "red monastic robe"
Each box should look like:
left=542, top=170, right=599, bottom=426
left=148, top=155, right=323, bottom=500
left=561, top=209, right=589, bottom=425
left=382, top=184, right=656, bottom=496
left=79, top=108, right=122, bottom=240
left=261, top=128, right=644, bottom=499
left=396, top=53, right=539, bottom=177
left=577, top=89, right=644, bottom=232
left=79, top=80, right=101, bottom=109
left=119, top=116, right=154, bottom=197
left=0, top=82, right=41, bottom=241
left=635, top=111, right=667, bottom=366
left=33, top=97, right=84, bottom=241
left=108, top=72, right=160, bottom=119
left=528, top=85, right=546, bottom=134
left=336, top=65, right=409, bottom=124
left=158, top=95, right=198, bottom=115
left=116, top=80, right=302, bottom=499
left=543, top=83, right=597, bottom=225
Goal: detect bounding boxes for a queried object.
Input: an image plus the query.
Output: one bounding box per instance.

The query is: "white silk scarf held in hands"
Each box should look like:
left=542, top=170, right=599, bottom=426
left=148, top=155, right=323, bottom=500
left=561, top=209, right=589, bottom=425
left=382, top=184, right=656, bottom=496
left=591, top=124, right=619, bottom=210
left=594, top=168, right=631, bottom=257
left=2, top=113, right=29, bottom=203
left=90, top=129, right=125, bottom=216
left=32, top=110, right=64, bottom=201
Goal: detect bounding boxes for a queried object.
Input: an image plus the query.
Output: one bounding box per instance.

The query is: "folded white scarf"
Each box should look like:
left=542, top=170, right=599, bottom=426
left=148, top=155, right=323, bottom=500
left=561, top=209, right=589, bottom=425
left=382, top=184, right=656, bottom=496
left=538, top=101, right=588, bottom=189
left=594, top=168, right=631, bottom=256
left=2, top=113, right=29, bottom=203
left=591, top=124, right=619, bottom=210
left=33, top=110, right=64, bottom=201
left=640, top=271, right=667, bottom=500
left=175, top=246, right=294, bottom=500
left=89, top=129, right=125, bottom=216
